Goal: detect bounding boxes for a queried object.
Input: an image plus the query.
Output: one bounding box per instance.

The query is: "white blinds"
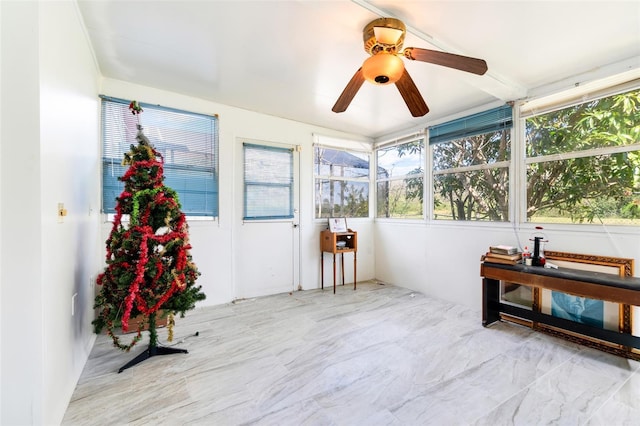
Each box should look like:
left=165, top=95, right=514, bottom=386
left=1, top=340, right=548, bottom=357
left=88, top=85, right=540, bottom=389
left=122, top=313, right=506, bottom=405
left=101, top=96, right=218, bottom=217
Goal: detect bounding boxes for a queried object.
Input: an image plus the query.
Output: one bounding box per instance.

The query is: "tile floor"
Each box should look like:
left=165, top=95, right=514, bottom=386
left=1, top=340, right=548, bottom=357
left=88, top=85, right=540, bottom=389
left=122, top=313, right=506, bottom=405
left=62, top=282, right=640, bottom=425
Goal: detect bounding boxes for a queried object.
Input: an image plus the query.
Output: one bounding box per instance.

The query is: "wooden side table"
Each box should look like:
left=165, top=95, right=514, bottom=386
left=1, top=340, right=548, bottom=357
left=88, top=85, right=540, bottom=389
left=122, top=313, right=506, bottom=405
left=320, top=229, right=357, bottom=294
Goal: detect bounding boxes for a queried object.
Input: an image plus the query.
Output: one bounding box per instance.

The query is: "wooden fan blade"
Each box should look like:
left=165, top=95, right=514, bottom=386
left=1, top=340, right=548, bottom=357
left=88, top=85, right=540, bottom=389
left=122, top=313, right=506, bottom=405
left=404, top=47, right=488, bottom=75
left=332, top=68, right=365, bottom=113
left=395, top=69, right=429, bottom=117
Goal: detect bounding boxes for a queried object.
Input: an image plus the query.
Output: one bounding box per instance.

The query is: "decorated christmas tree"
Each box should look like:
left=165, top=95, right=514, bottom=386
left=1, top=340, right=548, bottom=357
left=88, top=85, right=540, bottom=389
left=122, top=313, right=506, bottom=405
left=93, top=101, right=206, bottom=372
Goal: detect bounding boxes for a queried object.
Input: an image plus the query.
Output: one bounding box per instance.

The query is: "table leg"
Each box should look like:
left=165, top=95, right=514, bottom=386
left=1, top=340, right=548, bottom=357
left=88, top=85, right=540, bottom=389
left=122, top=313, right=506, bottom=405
left=354, top=251, right=357, bottom=290
left=332, top=253, right=337, bottom=294
left=320, top=252, right=324, bottom=290
left=482, top=277, right=500, bottom=326
left=341, top=252, right=345, bottom=287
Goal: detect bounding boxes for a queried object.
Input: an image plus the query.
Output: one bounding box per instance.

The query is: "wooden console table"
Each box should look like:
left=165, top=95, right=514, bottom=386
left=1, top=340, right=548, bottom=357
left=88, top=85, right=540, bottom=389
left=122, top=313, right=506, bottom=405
left=481, top=262, right=640, bottom=360
left=320, top=229, right=357, bottom=294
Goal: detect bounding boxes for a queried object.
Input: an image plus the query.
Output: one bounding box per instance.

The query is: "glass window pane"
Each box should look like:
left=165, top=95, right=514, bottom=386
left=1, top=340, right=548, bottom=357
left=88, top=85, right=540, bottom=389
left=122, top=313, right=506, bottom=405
left=432, top=130, right=510, bottom=171
left=375, top=139, right=424, bottom=219
left=431, top=128, right=510, bottom=222
left=377, top=178, right=423, bottom=219
left=377, top=141, right=424, bottom=179
left=314, top=147, right=369, bottom=179
left=314, top=146, right=370, bottom=218
left=314, top=180, right=369, bottom=218
left=433, top=168, right=509, bottom=221
left=525, top=88, right=640, bottom=225
left=526, top=89, right=640, bottom=157
left=527, top=152, right=640, bottom=225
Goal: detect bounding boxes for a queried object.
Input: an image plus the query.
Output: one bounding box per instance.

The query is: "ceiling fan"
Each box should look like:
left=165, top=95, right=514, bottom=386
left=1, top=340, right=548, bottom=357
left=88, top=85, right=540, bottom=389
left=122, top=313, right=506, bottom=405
left=332, top=17, right=488, bottom=117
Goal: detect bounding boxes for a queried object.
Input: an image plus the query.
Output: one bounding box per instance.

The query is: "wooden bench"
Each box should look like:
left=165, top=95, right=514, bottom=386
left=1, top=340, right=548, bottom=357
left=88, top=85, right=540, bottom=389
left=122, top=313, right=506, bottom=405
left=481, top=254, right=640, bottom=360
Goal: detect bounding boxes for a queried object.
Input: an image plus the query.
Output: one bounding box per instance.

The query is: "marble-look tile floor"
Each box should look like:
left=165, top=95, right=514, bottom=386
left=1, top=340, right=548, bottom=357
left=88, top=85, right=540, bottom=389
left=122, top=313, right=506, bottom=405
left=63, top=282, right=640, bottom=425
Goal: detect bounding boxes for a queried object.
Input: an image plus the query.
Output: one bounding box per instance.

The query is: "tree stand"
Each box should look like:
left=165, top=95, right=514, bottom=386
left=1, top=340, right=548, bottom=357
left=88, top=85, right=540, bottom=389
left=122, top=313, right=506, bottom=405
left=118, top=312, right=188, bottom=373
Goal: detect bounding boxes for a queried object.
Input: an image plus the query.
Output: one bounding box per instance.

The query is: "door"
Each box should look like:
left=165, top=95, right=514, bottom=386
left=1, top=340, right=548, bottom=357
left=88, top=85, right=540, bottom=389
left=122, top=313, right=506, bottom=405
left=234, top=140, right=300, bottom=298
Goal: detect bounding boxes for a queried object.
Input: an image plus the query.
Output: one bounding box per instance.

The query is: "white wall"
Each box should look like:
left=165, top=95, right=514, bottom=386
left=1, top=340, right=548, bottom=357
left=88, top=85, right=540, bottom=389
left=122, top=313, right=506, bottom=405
left=99, top=78, right=376, bottom=308
left=1, top=1, right=101, bottom=424
left=1, top=1, right=44, bottom=424
left=375, top=221, right=640, bottom=310
left=39, top=1, right=101, bottom=423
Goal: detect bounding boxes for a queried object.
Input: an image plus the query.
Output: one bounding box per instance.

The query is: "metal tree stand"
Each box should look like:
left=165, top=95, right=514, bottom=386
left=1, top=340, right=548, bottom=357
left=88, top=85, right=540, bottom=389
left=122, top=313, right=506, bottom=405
left=118, top=312, right=188, bottom=373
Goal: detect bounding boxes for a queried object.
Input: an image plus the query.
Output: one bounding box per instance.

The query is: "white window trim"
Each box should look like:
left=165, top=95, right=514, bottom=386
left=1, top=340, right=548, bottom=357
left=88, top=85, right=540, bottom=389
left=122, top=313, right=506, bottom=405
left=525, top=143, right=640, bottom=165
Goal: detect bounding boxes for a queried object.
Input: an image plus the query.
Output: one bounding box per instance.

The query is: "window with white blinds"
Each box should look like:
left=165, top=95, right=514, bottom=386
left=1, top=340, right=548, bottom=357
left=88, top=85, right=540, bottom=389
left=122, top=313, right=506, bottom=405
left=243, top=143, right=294, bottom=220
left=101, top=96, right=219, bottom=217
left=429, top=105, right=513, bottom=222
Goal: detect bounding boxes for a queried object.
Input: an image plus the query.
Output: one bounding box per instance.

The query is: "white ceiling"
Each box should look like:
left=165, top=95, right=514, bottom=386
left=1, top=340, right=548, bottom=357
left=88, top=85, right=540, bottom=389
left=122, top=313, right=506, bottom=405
left=77, top=0, right=640, bottom=139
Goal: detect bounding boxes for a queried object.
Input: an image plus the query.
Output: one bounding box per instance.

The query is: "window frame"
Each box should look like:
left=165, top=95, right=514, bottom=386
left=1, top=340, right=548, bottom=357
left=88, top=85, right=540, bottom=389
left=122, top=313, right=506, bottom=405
left=368, top=81, right=638, bottom=233
left=428, top=105, right=514, bottom=223
left=520, top=84, right=640, bottom=227
left=313, top=143, right=371, bottom=219
left=375, top=135, right=427, bottom=220
left=242, top=142, right=294, bottom=221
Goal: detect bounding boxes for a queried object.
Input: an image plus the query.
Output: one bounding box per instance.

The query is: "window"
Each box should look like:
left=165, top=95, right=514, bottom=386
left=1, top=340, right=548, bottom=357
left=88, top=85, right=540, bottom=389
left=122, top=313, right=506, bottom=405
left=314, top=146, right=369, bottom=218
left=101, top=96, right=218, bottom=217
left=243, top=143, right=293, bottom=220
left=430, top=105, right=513, bottom=221
left=523, top=88, right=640, bottom=225
left=376, top=137, right=425, bottom=219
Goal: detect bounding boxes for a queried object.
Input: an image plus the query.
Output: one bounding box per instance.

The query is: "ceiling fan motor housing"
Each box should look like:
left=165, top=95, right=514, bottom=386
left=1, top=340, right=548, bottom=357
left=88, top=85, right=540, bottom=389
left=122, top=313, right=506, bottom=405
left=363, top=17, right=406, bottom=55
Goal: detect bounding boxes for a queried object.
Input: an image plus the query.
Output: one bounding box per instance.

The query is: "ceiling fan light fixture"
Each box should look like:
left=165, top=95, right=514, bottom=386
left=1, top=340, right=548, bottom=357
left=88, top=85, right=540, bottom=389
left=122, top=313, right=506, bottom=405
left=362, top=53, right=404, bottom=85
left=335, top=17, right=486, bottom=116
left=373, top=26, right=403, bottom=45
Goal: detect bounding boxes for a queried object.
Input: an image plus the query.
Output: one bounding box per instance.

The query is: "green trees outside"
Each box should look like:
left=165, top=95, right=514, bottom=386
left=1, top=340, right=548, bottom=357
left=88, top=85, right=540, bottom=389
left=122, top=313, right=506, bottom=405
left=377, top=140, right=424, bottom=218
left=526, top=89, right=640, bottom=223
left=317, top=181, right=369, bottom=217
left=432, top=130, right=510, bottom=221
left=390, top=89, right=639, bottom=224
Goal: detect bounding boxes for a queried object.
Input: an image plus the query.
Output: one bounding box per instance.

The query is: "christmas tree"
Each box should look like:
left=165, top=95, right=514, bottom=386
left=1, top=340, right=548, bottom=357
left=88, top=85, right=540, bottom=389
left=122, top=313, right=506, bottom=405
left=93, top=101, right=206, bottom=372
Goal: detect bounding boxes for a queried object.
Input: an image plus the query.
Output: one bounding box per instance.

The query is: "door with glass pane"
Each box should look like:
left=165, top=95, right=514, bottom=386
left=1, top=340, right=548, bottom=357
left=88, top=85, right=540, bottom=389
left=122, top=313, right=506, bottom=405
left=235, top=141, right=300, bottom=298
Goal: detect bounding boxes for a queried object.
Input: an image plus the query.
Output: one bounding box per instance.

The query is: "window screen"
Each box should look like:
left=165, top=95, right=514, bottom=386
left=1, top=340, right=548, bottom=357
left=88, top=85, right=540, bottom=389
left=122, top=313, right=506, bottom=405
left=101, top=96, right=219, bottom=217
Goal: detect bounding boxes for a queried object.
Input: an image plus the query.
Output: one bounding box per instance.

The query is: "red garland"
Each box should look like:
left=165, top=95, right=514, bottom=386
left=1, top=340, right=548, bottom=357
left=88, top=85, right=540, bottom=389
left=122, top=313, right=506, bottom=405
left=120, top=231, right=150, bottom=331
left=118, top=220, right=193, bottom=331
